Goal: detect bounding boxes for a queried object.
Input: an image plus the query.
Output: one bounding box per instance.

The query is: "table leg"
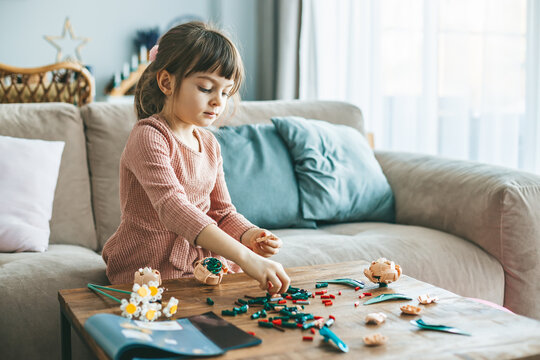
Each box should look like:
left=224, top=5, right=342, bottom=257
left=60, top=310, right=71, bottom=360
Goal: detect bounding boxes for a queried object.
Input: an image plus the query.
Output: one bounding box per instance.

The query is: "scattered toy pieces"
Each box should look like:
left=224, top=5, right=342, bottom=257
left=400, top=304, right=422, bottom=315
left=363, top=333, right=388, bottom=346
left=303, top=336, right=314, bottom=341
left=222, top=304, right=248, bottom=316
left=251, top=309, right=267, bottom=319
left=316, top=282, right=329, bottom=288
left=206, top=297, right=214, bottom=305
left=364, top=258, right=402, bottom=287
left=365, top=312, right=387, bottom=325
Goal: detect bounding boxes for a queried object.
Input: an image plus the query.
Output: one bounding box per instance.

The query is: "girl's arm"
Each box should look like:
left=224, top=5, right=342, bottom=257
left=195, top=224, right=290, bottom=294
left=207, top=139, right=283, bottom=258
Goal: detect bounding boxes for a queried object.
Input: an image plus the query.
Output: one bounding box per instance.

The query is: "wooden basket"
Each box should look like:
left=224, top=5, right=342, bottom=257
left=0, top=62, right=94, bottom=106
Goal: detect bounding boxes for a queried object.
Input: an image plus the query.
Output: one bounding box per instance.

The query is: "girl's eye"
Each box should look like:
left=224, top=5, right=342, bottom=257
left=198, top=86, right=211, bottom=93
left=222, top=92, right=230, bottom=98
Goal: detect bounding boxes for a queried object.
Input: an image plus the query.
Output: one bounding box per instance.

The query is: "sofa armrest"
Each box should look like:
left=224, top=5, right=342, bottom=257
left=375, top=150, right=540, bottom=319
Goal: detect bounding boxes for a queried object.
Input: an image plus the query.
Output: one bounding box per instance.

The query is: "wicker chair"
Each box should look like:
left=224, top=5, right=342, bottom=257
left=0, top=62, right=94, bottom=106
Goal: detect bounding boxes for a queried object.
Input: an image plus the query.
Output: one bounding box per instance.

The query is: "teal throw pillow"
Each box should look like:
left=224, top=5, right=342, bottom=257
left=271, top=116, right=395, bottom=223
left=213, top=124, right=316, bottom=229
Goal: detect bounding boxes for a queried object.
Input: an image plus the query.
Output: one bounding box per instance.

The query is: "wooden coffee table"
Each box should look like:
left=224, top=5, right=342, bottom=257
left=59, top=260, right=540, bottom=359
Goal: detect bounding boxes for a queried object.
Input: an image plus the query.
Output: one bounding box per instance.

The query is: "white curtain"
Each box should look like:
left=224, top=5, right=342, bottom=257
left=299, top=0, right=540, bottom=173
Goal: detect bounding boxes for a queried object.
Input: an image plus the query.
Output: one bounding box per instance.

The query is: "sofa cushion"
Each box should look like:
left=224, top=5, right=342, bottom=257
left=0, top=103, right=97, bottom=250
left=80, top=103, right=137, bottom=250
left=0, top=244, right=108, bottom=360
left=272, top=222, right=505, bottom=305
left=214, top=124, right=316, bottom=229
left=272, top=116, right=395, bottom=223
left=0, top=135, right=64, bottom=252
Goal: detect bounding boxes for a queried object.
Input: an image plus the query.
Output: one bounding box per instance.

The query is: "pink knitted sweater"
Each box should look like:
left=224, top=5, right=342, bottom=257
left=102, top=115, right=254, bottom=284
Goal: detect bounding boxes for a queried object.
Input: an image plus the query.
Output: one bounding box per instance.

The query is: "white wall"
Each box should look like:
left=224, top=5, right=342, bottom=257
left=0, top=0, right=259, bottom=100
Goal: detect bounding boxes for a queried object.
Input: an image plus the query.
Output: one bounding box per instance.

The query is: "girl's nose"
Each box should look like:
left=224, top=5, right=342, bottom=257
left=210, top=94, right=223, bottom=107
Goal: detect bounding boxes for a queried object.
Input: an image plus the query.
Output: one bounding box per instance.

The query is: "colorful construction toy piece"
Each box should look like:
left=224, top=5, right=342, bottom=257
left=365, top=312, right=387, bottom=325
left=363, top=258, right=402, bottom=287
left=400, top=304, right=422, bottom=315
left=418, top=294, right=439, bottom=304
left=411, top=318, right=471, bottom=336
left=319, top=325, right=349, bottom=352
left=316, top=278, right=365, bottom=288
left=134, top=267, right=161, bottom=286
left=193, top=257, right=228, bottom=285
left=363, top=293, right=413, bottom=305
left=363, top=333, right=388, bottom=346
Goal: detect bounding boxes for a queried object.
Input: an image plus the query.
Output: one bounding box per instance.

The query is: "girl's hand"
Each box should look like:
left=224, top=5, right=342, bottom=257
left=242, top=228, right=282, bottom=258
left=240, top=252, right=290, bottom=295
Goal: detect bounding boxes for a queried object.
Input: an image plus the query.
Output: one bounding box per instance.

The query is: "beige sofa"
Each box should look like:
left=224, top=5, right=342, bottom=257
left=1, top=100, right=539, bottom=360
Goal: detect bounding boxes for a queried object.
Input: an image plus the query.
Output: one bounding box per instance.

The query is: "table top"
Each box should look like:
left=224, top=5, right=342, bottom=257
left=58, top=260, right=540, bottom=359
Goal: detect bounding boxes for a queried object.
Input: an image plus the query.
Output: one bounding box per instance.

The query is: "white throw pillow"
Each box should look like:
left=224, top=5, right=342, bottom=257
left=0, top=135, right=65, bottom=252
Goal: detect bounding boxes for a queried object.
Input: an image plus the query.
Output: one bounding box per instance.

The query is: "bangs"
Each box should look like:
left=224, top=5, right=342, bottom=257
left=185, top=32, right=243, bottom=94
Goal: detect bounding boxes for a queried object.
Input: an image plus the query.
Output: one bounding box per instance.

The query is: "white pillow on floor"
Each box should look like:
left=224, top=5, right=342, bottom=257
left=0, top=135, right=65, bottom=252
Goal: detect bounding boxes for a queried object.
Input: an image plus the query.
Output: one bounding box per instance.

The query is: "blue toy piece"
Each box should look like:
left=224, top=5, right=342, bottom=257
left=319, top=326, right=349, bottom=352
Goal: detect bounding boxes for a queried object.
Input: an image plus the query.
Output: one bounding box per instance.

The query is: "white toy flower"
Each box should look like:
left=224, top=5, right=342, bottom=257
left=163, top=297, right=179, bottom=318
left=120, top=298, right=141, bottom=319
left=140, top=302, right=162, bottom=322
left=131, top=283, right=152, bottom=303
left=147, top=281, right=164, bottom=302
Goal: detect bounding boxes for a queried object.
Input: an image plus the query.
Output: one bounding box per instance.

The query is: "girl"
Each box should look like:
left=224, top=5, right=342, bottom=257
left=102, top=22, right=290, bottom=294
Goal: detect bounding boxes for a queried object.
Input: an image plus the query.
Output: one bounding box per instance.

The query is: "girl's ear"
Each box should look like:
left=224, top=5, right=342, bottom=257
left=156, top=70, right=174, bottom=96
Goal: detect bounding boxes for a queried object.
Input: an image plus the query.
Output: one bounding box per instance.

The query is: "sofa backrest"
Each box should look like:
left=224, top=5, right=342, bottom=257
left=81, top=100, right=364, bottom=251
left=80, top=103, right=137, bottom=251
left=223, top=99, right=365, bottom=134
left=0, top=103, right=97, bottom=250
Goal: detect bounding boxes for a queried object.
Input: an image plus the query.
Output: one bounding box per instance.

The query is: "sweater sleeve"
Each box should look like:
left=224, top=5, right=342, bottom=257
left=207, top=141, right=255, bottom=241
left=125, top=123, right=216, bottom=245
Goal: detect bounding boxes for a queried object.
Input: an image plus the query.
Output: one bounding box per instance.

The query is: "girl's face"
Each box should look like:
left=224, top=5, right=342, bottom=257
left=168, top=71, right=234, bottom=129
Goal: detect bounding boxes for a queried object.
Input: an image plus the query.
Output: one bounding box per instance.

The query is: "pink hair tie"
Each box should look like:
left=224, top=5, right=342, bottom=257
left=149, top=45, right=159, bottom=62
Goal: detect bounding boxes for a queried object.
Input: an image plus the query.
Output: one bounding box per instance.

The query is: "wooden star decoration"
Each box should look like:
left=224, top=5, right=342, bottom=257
left=44, top=17, right=90, bottom=63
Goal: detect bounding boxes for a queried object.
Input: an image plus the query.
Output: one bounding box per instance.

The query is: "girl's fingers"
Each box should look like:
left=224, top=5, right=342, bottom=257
left=266, top=274, right=282, bottom=295
left=264, top=238, right=282, bottom=248
left=276, top=270, right=290, bottom=294
left=259, top=244, right=279, bottom=255
left=260, top=280, right=271, bottom=291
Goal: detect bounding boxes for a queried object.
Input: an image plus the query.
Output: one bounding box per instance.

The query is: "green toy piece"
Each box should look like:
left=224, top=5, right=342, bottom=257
left=363, top=293, right=412, bottom=305
left=411, top=318, right=471, bottom=336
left=316, top=278, right=365, bottom=288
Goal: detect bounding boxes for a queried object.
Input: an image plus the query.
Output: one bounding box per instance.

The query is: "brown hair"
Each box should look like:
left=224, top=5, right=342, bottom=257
left=135, top=21, right=244, bottom=120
